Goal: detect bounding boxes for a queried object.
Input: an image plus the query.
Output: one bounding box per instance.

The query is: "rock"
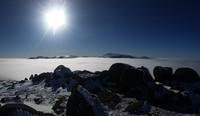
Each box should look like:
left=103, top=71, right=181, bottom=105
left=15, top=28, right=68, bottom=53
left=0, top=96, right=22, bottom=103
left=34, top=97, right=43, bottom=104
left=29, top=74, right=34, bottom=80
left=19, top=80, right=25, bottom=84
left=120, top=67, right=145, bottom=89
left=54, top=65, right=72, bottom=78
left=83, top=78, right=103, bottom=94
left=177, top=91, right=192, bottom=105
left=124, top=101, right=145, bottom=112
left=173, top=68, right=200, bottom=83
left=194, top=89, right=200, bottom=96
left=151, top=84, right=172, bottom=104
left=170, top=84, right=185, bottom=92
left=96, top=70, right=109, bottom=84
left=153, top=66, right=173, bottom=83
left=0, top=104, right=53, bottom=116
left=138, top=66, right=154, bottom=82
left=32, top=72, right=52, bottom=83
left=52, top=98, right=66, bottom=115
left=108, top=63, right=133, bottom=84
left=76, top=70, right=96, bottom=79
left=97, top=90, right=121, bottom=109
left=66, top=85, right=108, bottom=116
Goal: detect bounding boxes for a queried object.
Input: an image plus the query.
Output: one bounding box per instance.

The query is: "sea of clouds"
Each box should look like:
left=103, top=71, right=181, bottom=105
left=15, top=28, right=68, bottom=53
left=0, top=57, right=200, bottom=80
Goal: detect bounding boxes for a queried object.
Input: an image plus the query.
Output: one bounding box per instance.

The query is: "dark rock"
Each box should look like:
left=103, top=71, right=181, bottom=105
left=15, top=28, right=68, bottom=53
left=124, top=101, right=145, bottom=112
left=194, top=89, right=200, bottom=96
left=120, top=67, right=145, bottom=89
left=54, top=65, right=72, bottom=78
left=19, top=80, right=25, bottom=84
left=138, top=66, right=154, bottom=82
left=32, top=72, right=52, bottom=83
left=97, top=90, right=121, bottom=109
left=173, top=68, right=200, bottom=83
left=96, top=70, right=109, bottom=81
left=29, top=74, right=34, bottom=80
left=177, top=91, right=192, bottom=105
left=170, top=84, right=185, bottom=92
left=0, top=96, right=22, bottom=103
left=66, top=85, right=108, bottom=116
left=162, top=91, right=176, bottom=104
left=24, top=78, right=28, bottom=81
left=83, top=78, right=103, bottom=94
left=34, top=97, right=43, bottom=104
left=153, top=66, right=173, bottom=83
left=0, top=104, right=53, bottom=116
left=108, top=63, right=133, bottom=84
left=151, top=84, right=172, bottom=104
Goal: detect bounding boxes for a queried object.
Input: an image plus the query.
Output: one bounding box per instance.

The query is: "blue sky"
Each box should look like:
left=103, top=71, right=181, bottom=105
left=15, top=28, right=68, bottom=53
left=0, top=0, right=200, bottom=58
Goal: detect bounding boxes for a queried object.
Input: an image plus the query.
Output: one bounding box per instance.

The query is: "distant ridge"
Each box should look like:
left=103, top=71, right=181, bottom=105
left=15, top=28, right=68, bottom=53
left=28, top=55, right=77, bottom=59
left=101, top=53, right=152, bottom=59
left=28, top=53, right=152, bottom=59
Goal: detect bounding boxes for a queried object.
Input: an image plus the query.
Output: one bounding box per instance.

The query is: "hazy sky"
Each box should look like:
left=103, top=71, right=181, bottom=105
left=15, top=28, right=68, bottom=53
left=0, top=0, right=200, bottom=58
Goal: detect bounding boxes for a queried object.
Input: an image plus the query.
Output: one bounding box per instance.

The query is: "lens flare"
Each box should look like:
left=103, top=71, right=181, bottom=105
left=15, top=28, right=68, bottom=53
left=45, top=9, right=66, bottom=31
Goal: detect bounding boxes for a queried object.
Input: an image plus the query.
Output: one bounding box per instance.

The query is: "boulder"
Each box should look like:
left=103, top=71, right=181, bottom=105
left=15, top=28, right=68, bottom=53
left=66, top=85, right=108, bottom=116
left=108, top=63, right=133, bottom=84
left=153, top=66, right=173, bottom=83
left=173, top=68, right=200, bottom=83
left=120, top=67, right=145, bottom=89
left=54, top=65, right=72, bottom=78
left=138, top=66, right=154, bottom=82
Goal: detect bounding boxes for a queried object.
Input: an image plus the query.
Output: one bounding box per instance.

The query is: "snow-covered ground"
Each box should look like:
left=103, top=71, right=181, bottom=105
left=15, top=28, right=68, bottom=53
left=0, top=57, right=200, bottom=80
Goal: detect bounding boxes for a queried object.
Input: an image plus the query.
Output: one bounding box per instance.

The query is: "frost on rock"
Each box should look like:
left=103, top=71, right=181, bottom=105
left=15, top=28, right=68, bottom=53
left=66, top=85, right=108, bottom=116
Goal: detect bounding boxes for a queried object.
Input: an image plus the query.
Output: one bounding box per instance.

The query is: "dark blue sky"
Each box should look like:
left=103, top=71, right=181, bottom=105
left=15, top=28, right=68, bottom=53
left=0, top=0, right=200, bottom=58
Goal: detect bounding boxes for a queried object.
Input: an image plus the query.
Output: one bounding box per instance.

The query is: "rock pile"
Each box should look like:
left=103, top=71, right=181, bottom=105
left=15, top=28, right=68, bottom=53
left=27, top=63, right=200, bottom=115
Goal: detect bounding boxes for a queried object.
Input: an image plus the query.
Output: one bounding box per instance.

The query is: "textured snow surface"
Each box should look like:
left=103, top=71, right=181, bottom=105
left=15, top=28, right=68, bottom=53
left=0, top=58, right=200, bottom=80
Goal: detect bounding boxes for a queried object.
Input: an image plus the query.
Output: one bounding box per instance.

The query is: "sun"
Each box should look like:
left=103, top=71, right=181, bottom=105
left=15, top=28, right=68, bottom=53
left=45, top=8, right=66, bottom=31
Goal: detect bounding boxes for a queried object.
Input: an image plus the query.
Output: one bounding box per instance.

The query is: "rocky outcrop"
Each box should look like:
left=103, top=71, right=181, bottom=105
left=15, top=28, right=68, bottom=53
left=26, top=63, right=200, bottom=115
left=32, top=72, right=52, bottom=84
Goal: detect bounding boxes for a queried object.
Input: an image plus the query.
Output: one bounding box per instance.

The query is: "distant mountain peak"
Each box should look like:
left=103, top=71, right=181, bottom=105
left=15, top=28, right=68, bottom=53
left=101, top=53, right=152, bottom=59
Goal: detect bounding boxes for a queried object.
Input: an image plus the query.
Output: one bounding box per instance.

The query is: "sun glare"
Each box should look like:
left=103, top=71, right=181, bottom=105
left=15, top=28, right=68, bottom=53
left=46, top=8, right=66, bottom=31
